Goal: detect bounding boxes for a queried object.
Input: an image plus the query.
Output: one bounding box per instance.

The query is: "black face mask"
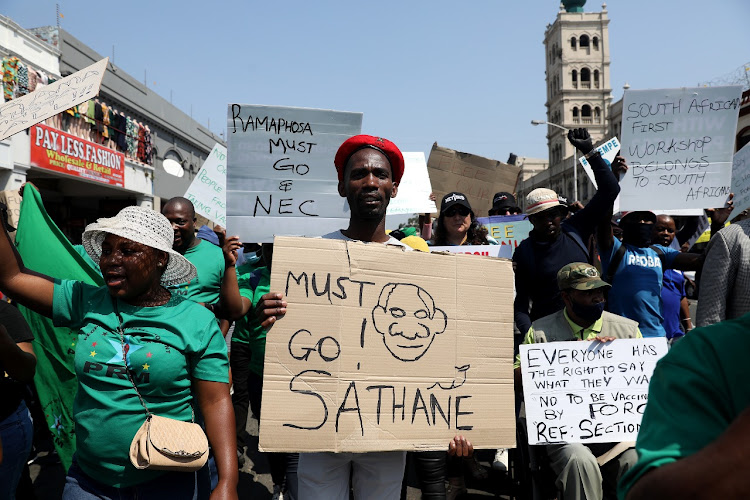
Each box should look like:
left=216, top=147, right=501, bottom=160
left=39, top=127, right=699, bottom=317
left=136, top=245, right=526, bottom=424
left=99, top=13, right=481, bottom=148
left=570, top=300, right=605, bottom=323
left=622, top=222, right=653, bottom=247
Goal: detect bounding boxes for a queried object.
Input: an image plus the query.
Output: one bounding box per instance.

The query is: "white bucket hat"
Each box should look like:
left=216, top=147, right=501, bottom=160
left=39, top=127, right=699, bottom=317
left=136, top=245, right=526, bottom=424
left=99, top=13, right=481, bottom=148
left=526, top=188, right=566, bottom=216
left=82, top=206, right=197, bottom=286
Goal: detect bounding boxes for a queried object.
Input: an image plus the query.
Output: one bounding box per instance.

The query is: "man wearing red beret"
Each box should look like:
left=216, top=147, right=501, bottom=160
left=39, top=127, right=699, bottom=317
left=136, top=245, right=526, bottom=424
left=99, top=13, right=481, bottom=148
left=255, top=134, right=473, bottom=499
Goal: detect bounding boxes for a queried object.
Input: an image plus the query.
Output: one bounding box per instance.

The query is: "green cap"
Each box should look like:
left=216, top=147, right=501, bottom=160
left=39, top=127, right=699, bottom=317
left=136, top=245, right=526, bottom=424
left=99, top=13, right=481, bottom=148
left=557, top=263, right=611, bottom=291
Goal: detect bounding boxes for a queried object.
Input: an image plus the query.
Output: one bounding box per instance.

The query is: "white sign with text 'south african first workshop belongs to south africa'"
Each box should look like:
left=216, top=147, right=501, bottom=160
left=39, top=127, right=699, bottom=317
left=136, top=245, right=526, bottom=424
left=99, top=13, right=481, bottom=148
left=619, top=86, right=742, bottom=211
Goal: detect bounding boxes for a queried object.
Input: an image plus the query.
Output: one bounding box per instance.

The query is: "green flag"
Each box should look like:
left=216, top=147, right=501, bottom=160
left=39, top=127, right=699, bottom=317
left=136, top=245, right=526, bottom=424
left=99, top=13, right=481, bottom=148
left=14, top=184, right=103, bottom=470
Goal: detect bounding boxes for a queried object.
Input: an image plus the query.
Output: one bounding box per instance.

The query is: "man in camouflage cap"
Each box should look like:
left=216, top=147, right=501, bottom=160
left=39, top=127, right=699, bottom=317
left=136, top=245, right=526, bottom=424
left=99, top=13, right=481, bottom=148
left=514, top=262, right=641, bottom=500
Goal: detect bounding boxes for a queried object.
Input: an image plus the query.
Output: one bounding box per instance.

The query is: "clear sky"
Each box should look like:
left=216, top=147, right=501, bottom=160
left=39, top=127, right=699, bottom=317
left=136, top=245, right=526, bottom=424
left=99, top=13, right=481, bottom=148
left=5, top=0, right=750, bottom=164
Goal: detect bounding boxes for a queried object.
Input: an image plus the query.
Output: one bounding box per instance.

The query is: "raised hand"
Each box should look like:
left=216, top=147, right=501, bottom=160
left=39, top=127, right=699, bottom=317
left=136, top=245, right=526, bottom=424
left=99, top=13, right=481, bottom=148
left=567, top=128, right=594, bottom=155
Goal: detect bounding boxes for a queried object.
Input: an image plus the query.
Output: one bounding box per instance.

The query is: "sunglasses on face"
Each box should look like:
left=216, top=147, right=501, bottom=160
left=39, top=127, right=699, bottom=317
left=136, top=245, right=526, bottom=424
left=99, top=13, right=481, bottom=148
left=490, top=208, right=522, bottom=216
left=444, top=207, right=471, bottom=218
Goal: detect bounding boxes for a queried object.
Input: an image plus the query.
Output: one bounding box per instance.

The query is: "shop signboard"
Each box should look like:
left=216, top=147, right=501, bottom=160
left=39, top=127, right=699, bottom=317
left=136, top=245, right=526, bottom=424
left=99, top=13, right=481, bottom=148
left=30, top=123, right=125, bottom=187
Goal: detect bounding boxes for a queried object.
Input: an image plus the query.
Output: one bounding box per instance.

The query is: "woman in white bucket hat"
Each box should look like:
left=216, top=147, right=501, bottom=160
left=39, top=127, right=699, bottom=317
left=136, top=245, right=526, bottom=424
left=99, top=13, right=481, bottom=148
left=0, top=205, right=237, bottom=499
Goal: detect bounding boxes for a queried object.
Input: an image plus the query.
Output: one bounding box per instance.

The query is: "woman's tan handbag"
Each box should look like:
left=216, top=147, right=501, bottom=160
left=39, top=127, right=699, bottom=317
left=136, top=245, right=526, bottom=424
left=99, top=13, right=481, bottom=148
left=129, top=415, right=208, bottom=471
left=113, top=301, right=209, bottom=472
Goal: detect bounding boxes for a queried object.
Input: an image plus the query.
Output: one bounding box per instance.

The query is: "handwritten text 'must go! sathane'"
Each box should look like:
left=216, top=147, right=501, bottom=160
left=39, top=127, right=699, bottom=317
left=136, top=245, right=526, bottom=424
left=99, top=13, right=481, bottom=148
left=280, top=270, right=475, bottom=436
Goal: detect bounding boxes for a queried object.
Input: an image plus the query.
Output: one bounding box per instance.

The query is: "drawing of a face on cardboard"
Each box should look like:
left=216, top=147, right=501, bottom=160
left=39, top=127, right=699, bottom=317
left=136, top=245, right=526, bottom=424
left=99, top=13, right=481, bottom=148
left=372, top=283, right=447, bottom=361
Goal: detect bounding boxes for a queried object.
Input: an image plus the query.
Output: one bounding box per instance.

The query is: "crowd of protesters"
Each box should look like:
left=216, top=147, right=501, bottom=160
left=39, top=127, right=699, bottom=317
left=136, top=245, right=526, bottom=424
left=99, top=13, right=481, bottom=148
left=0, top=126, right=746, bottom=500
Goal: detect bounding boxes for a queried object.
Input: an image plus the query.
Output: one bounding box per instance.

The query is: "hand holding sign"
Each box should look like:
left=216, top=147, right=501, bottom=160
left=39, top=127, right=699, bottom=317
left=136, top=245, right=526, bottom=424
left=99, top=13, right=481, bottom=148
left=257, top=292, right=287, bottom=328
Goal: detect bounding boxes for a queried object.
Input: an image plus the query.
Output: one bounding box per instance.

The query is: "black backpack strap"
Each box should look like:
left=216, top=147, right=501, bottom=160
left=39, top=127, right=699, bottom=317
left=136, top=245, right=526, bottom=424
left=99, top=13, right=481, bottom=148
left=603, top=243, right=627, bottom=285
left=649, top=245, right=666, bottom=267
left=562, top=229, right=592, bottom=264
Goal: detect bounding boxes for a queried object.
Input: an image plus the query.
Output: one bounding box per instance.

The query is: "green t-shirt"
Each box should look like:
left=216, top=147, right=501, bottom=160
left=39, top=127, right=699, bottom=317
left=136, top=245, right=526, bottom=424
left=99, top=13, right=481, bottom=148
left=231, top=265, right=270, bottom=376
left=168, top=239, right=225, bottom=304
left=72, top=244, right=101, bottom=275
left=617, top=316, right=750, bottom=499
left=52, top=279, right=229, bottom=488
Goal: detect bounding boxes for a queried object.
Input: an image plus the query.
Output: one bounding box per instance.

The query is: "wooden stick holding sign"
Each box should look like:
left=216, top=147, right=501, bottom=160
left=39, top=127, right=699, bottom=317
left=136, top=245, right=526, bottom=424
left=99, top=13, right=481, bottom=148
left=0, top=58, right=108, bottom=141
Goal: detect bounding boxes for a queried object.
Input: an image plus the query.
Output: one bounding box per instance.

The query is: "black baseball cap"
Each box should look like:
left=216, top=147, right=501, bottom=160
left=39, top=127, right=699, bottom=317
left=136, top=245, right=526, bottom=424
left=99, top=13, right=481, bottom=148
left=491, top=192, right=520, bottom=213
left=440, top=192, right=472, bottom=214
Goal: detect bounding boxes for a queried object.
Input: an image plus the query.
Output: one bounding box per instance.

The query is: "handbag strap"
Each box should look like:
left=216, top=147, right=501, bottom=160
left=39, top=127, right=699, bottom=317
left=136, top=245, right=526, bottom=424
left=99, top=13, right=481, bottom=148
left=112, top=298, right=153, bottom=418
left=111, top=297, right=195, bottom=422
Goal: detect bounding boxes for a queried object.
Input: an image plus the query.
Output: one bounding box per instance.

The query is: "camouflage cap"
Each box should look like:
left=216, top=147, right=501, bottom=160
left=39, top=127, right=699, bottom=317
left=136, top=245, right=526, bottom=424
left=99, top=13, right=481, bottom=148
left=557, top=263, right=611, bottom=291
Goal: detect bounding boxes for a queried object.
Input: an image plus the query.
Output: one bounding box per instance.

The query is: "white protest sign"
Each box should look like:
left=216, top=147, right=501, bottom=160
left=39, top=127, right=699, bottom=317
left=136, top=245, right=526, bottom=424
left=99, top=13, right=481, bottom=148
left=387, top=152, right=438, bottom=215
left=183, top=144, right=227, bottom=226
left=430, top=245, right=511, bottom=259
left=0, top=58, right=108, bottom=141
left=226, top=104, right=362, bottom=242
left=730, top=142, right=750, bottom=217
left=619, top=86, right=742, bottom=211
left=580, top=137, right=620, bottom=189
left=520, top=337, right=668, bottom=445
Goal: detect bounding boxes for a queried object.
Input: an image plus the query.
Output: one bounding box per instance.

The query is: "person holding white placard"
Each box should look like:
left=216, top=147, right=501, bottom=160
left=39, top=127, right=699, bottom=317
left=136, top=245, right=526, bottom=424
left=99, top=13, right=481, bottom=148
left=514, top=263, right=641, bottom=500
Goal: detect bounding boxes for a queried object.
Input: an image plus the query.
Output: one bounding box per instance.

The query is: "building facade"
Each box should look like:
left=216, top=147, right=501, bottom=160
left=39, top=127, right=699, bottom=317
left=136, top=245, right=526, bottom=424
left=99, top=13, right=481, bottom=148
left=518, top=0, right=613, bottom=209
left=0, top=17, right=224, bottom=242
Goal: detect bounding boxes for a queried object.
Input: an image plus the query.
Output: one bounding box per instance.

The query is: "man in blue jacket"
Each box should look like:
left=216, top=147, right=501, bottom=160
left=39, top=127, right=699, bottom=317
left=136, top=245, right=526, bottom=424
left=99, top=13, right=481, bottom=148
left=513, top=128, right=621, bottom=336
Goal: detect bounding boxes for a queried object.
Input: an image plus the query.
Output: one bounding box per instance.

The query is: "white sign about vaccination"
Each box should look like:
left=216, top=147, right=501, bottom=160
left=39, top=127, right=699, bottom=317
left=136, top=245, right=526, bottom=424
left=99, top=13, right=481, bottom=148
left=619, top=86, right=742, bottom=211
left=184, top=143, right=228, bottom=226
left=730, top=142, right=750, bottom=218
left=520, top=338, right=667, bottom=445
left=387, top=152, right=438, bottom=215
left=226, top=104, right=362, bottom=242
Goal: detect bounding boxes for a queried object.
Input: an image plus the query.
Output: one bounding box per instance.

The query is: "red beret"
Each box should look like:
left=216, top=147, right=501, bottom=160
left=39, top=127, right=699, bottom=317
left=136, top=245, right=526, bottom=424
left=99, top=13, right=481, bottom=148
left=334, top=135, right=405, bottom=184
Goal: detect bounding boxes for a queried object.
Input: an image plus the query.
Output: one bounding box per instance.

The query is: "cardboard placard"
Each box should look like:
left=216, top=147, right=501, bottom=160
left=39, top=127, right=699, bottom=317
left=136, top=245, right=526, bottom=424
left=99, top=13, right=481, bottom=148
left=386, top=152, right=438, bottom=215
left=427, top=143, right=520, bottom=217
left=430, top=244, right=511, bottom=259
left=226, top=104, right=362, bottom=242
left=477, top=215, right=532, bottom=255
left=520, top=338, right=668, bottom=445
left=619, top=86, right=742, bottom=211
left=730, top=142, right=750, bottom=218
left=0, top=58, right=108, bottom=141
left=30, top=123, right=124, bottom=187
left=184, top=144, right=228, bottom=226
left=260, top=236, right=516, bottom=452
